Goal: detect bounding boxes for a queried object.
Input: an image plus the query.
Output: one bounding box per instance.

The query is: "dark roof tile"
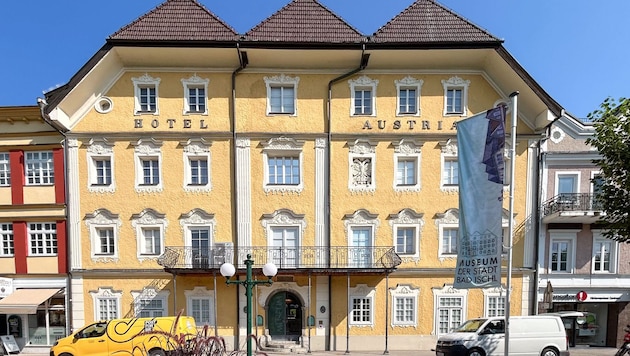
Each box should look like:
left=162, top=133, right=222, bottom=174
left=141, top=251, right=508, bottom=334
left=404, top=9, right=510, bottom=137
left=244, top=0, right=364, bottom=43
left=371, top=0, right=501, bottom=43
left=108, top=0, right=238, bottom=42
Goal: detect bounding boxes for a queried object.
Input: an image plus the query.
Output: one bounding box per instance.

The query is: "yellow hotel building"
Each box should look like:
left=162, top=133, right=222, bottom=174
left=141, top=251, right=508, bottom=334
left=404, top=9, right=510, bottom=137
left=39, top=0, right=565, bottom=351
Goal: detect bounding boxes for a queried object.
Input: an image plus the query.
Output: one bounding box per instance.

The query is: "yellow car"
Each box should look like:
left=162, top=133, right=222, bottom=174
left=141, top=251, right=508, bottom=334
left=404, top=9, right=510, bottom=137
left=50, top=316, right=197, bottom=356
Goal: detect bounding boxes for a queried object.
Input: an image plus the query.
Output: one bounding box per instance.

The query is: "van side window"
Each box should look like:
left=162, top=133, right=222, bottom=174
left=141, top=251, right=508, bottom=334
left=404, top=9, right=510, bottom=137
left=79, top=322, right=108, bottom=338
left=484, top=320, right=505, bottom=334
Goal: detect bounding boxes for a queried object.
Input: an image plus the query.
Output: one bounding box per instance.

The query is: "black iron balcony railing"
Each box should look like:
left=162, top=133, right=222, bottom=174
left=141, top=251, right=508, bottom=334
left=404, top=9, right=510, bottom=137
left=542, top=193, right=604, bottom=216
left=158, top=245, right=401, bottom=271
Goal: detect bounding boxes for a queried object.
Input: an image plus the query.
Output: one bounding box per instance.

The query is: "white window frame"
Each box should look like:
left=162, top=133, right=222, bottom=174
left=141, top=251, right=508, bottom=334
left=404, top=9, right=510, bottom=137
left=262, top=209, right=306, bottom=269
left=28, top=222, right=57, bottom=256
left=483, top=288, right=506, bottom=317
left=390, top=284, right=419, bottom=327
left=185, top=287, right=215, bottom=325
left=0, top=153, right=9, bottom=186
left=132, top=139, right=163, bottom=193
left=0, top=223, right=14, bottom=256
left=132, top=287, right=170, bottom=318
left=85, top=209, right=121, bottom=262
left=555, top=171, right=580, bottom=203
left=349, top=75, right=378, bottom=117
left=393, top=139, right=422, bottom=192
left=180, top=209, right=216, bottom=268
left=389, top=208, right=424, bottom=259
left=349, top=284, right=375, bottom=327
left=436, top=208, right=459, bottom=260
left=395, top=76, right=422, bottom=116
left=439, top=140, right=458, bottom=192
left=264, top=74, right=299, bottom=116
left=25, top=151, right=54, bottom=185
left=181, top=74, right=209, bottom=115
left=181, top=138, right=212, bottom=193
left=592, top=230, right=617, bottom=274
left=86, top=138, right=115, bottom=193
left=132, top=73, right=161, bottom=115
left=90, top=287, right=122, bottom=321
left=548, top=231, right=578, bottom=274
left=348, top=139, right=377, bottom=193
left=441, top=76, right=470, bottom=116
left=132, top=209, right=168, bottom=261
left=262, top=137, right=304, bottom=194
left=344, top=210, right=379, bottom=268
left=432, top=285, right=468, bottom=336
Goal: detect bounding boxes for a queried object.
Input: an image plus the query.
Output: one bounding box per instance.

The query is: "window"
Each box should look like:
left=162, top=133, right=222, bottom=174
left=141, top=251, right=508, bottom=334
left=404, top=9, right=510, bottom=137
left=132, top=74, right=160, bottom=115
left=441, top=76, right=470, bottom=116
left=432, top=285, right=468, bottom=335
left=549, top=232, right=576, bottom=273
left=133, top=139, right=163, bottom=193
left=85, top=209, right=121, bottom=261
left=182, top=74, right=209, bottom=115
left=393, top=139, right=422, bottom=192
left=349, top=284, right=375, bottom=326
left=389, top=209, right=423, bottom=258
left=591, top=172, right=604, bottom=210
left=436, top=208, right=459, bottom=259
left=262, top=137, right=304, bottom=194
left=132, top=209, right=167, bottom=260
left=348, top=139, right=377, bottom=193
left=592, top=232, right=617, bottom=273
left=180, top=208, right=217, bottom=268
left=262, top=209, right=306, bottom=269
left=90, top=288, right=121, bottom=321
left=182, top=139, right=212, bottom=193
left=28, top=223, right=57, bottom=256
left=440, top=140, right=458, bottom=192
left=189, top=158, right=208, bottom=185
left=133, top=288, right=169, bottom=318
left=25, top=151, right=54, bottom=185
left=0, top=153, right=9, bottom=186
left=349, top=75, right=378, bottom=116
left=483, top=290, right=506, bottom=317
left=86, top=139, right=115, bottom=193
left=556, top=172, right=579, bottom=203
left=344, top=209, right=379, bottom=268
left=264, top=74, right=299, bottom=116
left=0, top=223, right=14, bottom=256
left=395, top=76, right=423, bottom=116
left=390, top=285, right=419, bottom=327
left=185, top=287, right=215, bottom=325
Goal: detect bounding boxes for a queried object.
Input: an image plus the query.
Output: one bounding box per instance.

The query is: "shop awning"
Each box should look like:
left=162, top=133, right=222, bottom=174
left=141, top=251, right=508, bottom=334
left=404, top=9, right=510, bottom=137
left=0, top=289, right=60, bottom=314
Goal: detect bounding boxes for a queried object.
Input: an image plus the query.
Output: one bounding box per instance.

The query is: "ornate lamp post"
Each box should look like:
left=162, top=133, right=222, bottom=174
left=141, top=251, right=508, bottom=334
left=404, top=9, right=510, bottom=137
left=220, top=254, right=277, bottom=356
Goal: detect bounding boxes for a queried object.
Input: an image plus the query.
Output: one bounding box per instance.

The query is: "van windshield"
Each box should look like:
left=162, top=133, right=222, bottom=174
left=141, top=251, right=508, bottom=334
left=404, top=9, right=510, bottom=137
left=452, top=319, right=487, bottom=332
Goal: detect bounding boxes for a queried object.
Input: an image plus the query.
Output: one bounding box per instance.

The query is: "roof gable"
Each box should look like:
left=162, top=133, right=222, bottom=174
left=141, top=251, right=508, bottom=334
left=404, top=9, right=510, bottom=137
left=108, top=0, right=238, bottom=42
left=244, top=0, right=364, bottom=43
left=371, top=0, right=501, bottom=44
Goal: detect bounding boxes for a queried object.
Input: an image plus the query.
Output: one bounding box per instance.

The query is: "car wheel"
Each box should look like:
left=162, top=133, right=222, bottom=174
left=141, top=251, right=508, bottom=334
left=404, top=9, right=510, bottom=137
left=541, top=347, right=559, bottom=356
left=148, top=349, right=166, bottom=356
left=467, top=348, right=485, bottom=356
left=59, top=353, right=73, bottom=356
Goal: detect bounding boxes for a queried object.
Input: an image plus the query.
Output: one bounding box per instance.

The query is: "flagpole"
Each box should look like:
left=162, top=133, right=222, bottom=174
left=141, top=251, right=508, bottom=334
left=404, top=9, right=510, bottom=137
left=505, top=91, right=519, bottom=356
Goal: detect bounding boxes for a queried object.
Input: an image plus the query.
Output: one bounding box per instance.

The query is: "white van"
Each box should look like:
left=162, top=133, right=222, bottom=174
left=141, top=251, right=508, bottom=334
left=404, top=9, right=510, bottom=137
left=435, top=315, right=570, bottom=356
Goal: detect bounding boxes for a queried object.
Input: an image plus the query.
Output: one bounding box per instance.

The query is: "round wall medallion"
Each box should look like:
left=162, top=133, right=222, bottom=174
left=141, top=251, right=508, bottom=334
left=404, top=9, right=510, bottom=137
left=320, top=306, right=326, bottom=313
left=95, top=97, right=113, bottom=114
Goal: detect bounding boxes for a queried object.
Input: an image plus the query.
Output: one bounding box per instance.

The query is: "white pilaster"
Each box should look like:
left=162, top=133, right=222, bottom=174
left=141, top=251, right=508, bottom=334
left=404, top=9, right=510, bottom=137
left=236, top=138, right=252, bottom=249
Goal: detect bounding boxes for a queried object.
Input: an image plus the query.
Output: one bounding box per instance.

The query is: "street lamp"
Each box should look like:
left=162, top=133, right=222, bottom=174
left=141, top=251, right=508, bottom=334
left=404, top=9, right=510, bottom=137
left=220, top=254, right=277, bottom=356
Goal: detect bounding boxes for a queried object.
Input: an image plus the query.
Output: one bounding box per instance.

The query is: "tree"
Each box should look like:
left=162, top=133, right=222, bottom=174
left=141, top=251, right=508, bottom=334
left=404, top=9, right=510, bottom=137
left=585, top=97, right=630, bottom=242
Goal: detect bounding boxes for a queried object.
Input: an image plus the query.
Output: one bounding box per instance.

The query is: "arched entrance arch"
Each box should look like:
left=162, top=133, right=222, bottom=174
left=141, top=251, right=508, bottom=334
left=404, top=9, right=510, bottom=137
left=267, top=291, right=303, bottom=341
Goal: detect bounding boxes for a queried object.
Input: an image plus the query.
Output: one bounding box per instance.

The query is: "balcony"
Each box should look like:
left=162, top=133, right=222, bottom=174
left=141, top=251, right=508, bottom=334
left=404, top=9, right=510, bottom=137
left=542, top=193, right=605, bottom=224
left=157, top=245, right=402, bottom=274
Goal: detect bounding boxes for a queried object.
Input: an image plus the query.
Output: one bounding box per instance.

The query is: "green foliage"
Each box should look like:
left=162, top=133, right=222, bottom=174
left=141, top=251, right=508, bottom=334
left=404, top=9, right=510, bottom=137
left=586, top=97, right=630, bottom=242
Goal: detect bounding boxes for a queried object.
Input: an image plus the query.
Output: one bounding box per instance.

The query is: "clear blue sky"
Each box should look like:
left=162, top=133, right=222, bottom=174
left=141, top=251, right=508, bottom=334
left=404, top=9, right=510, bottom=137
left=1, top=0, right=627, bottom=118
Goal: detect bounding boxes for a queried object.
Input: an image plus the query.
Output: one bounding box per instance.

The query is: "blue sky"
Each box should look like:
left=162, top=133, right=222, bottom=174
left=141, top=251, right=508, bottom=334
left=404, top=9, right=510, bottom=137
left=1, top=0, right=627, bottom=118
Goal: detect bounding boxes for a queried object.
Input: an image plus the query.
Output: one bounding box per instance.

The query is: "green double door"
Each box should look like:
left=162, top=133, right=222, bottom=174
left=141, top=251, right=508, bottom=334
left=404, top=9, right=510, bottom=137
left=267, top=292, right=302, bottom=341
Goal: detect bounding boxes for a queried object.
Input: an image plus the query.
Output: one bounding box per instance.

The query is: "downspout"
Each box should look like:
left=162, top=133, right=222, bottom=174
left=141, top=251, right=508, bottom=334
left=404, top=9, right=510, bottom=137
left=37, top=98, right=73, bottom=333
left=326, top=43, right=369, bottom=352
left=231, top=42, right=248, bottom=350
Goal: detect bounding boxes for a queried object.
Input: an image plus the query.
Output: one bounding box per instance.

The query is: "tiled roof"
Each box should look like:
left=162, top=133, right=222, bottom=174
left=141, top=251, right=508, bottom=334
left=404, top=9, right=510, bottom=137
left=243, top=0, right=364, bottom=43
left=371, top=0, right=501, bottom=44
left=108, top=0, right=238, bottom=42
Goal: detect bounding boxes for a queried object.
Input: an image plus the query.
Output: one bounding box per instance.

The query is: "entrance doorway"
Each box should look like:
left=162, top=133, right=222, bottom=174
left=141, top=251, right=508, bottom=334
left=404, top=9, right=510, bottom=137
left=267, top=291, right=302, bottom=342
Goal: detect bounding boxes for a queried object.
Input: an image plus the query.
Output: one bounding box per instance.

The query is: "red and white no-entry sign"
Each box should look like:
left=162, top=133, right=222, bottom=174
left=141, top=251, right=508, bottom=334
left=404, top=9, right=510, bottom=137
left=576, top=291, right=588, bottom=302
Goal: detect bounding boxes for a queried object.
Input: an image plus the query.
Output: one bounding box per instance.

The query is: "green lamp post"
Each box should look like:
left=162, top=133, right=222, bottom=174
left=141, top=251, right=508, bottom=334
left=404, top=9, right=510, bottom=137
left=220, top=254, right=277, bottom=356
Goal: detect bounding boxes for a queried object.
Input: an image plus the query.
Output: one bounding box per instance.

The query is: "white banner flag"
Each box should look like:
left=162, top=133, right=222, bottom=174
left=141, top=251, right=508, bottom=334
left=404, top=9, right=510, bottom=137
left=454, top=106, right=506, bottom=289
